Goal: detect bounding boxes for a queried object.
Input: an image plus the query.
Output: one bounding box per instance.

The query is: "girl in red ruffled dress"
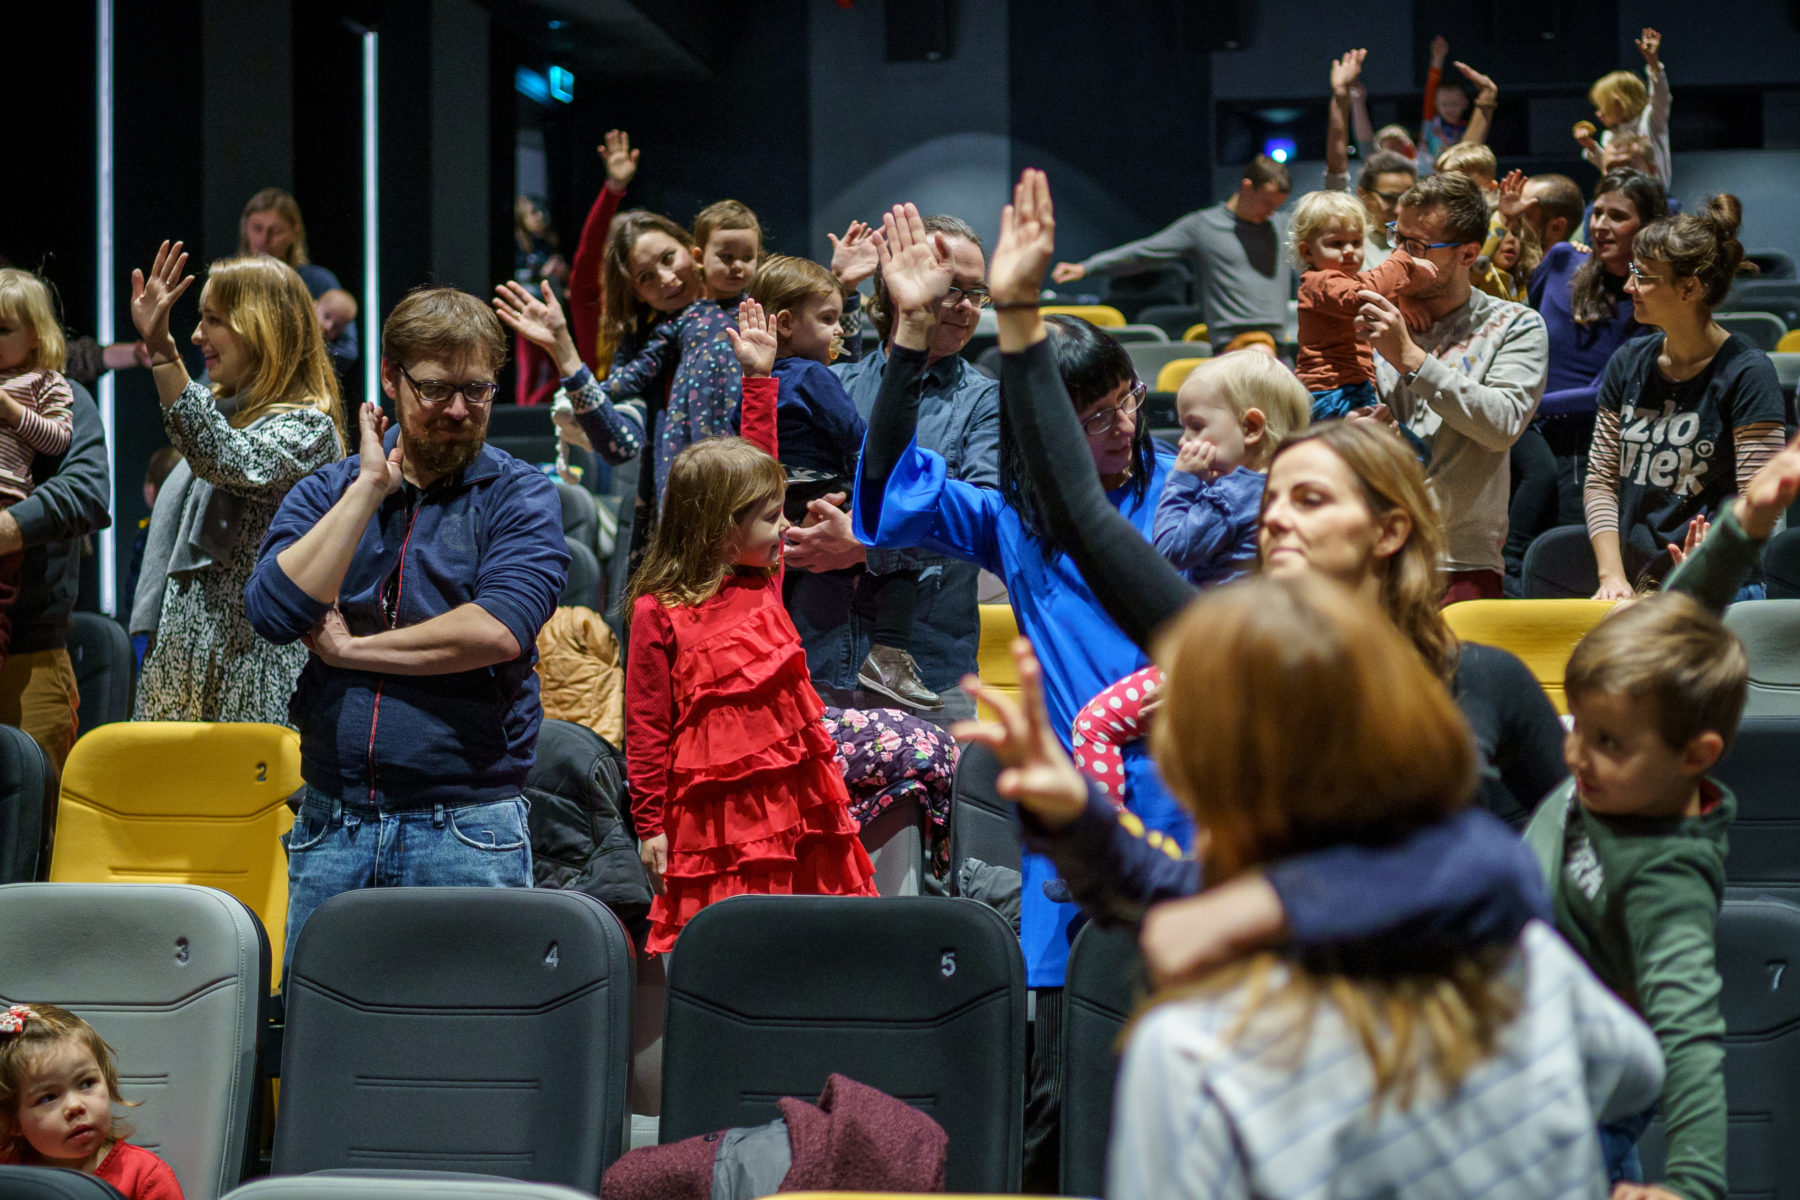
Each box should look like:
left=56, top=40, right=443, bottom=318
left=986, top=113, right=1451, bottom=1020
left=623, top=301, right=896, bottom=954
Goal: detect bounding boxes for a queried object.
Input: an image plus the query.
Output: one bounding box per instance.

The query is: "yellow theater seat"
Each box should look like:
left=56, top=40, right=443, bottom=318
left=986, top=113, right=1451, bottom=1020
left=1181, top=321, right=1210, bottom=343
left=1776, top=329, right=1800, bottom=353
left=51, top=721, right=303, bottom=988
left=1041, top=304, right=1126, bottom=328
left=975, top=604, right=1022, bottom=717
left=1442, top=599, right=1620, bottom=713
left=1155, top=357, right=1209, bottom=393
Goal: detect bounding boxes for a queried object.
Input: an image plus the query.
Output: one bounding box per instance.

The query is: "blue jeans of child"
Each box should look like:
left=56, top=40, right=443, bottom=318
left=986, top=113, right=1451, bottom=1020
left=1311, top=382, right=1432, bottom=464
left=1600, top=1106, right=1656, bottom=1184
left=281, top=788, right=533, bottom=978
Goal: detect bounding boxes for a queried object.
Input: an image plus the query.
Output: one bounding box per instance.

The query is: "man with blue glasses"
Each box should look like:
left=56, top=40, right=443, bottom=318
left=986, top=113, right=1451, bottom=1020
left=1355, top=172, right=1549, bottom=603
left=246, top=287, right=570, bottom=978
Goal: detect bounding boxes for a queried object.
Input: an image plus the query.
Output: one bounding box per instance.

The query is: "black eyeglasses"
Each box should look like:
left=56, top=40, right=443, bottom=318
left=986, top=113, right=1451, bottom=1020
left=941, top=284, right=991, bottom=309
left=398, top=365, right=499, bottom=407
left=1081, top=381, right=1148, bottom=435
left=1385, top=221, right=1462, bottom=257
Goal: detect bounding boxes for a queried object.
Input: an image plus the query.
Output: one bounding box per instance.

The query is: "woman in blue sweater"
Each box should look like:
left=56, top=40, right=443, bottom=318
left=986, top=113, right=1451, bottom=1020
left=1508, top=170, right=1666, bottom=579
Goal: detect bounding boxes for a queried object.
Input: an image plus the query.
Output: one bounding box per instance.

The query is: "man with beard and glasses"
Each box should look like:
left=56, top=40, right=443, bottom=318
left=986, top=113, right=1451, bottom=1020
left=246, top=287, right=569, bottom=974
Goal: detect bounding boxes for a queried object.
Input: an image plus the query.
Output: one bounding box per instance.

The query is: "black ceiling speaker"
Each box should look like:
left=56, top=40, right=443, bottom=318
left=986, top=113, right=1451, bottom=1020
left=887, top=0, right=953, bottom=62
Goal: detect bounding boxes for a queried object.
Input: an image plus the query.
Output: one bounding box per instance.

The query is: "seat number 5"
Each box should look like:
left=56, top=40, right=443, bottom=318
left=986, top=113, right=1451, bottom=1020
left=940, top=950, right=957, bottom=978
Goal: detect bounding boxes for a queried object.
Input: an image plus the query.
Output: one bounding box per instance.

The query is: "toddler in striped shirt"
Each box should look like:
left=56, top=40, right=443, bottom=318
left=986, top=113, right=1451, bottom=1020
left=0, top=270, right=77, bottom=666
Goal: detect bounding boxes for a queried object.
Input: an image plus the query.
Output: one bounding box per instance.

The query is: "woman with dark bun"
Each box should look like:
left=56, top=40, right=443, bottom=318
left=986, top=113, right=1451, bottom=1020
left=1584, top=195, right=1787, bottom=598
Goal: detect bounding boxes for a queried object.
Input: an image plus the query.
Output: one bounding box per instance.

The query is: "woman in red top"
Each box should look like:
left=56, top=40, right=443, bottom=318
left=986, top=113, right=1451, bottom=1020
left=620, top=301, right=954, bottom=953
left=0, top=1004, right=184, bottom=1200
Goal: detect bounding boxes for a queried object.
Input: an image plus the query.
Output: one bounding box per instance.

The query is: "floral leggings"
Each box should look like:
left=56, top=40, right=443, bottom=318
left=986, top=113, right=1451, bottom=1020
left=1070, top=666, right=1162, bottom=807
left=820, top=706, right=958, bottom=877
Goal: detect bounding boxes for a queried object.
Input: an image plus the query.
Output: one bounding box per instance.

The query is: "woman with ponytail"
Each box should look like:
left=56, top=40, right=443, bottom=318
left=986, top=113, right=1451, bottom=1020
left=1585, top=195, right=1788, bottom=598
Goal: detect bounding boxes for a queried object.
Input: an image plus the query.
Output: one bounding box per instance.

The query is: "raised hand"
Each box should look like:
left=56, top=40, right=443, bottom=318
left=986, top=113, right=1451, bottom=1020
left=601, top=129, right=638, bottom=191
left=1496, top=169, right=1536, bottom=225
left=828, top=220, right=881, bottom=290
left=874, top=202, right=954, bottom=318
left=1573, top=120, right=1600, bottom=150
left=951, top=639, right=1089, bottom=829
left=1636, top=28, right=1661, bottom=69
left=989, top=168, right=1056, bottom=307
left=492, top=279, right=569, bottom=348
left=1330, top=48, right=1367, bottom=94
left=1456, top=60, right=1497, bottom=104
left=353, top=401, right=404, bottom=497
left=493, top=279, right=581, bottom=377
left=129, top=240, right=196, bottom=362
left=1050, top=261, right=1087, bottom=284
left=1430, top=34, right=1448, bottom=68
left=725, top=297, right=778, bottom=378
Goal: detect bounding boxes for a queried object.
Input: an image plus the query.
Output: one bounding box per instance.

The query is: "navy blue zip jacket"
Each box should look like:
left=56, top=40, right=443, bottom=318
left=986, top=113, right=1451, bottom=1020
left=245, top=430, right=569, bottom=810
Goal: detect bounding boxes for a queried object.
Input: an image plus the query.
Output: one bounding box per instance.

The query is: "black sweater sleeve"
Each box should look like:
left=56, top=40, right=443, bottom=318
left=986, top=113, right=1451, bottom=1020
left=999, top=339, right=1195, bottom=652
left=855, top=344, right=933, bottom=536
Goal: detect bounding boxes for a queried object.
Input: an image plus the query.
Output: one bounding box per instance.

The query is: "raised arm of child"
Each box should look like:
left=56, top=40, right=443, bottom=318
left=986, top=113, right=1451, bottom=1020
left=567, top=129, right=639, bottom=372
left=1325, top=49, right=1366, bottom=186
left=1457, top=60, right=1500, bottom=146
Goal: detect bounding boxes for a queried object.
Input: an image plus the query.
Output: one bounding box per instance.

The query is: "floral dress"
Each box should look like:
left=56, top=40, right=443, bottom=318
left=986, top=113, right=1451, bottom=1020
left=134, top=382, right=340, bottom=724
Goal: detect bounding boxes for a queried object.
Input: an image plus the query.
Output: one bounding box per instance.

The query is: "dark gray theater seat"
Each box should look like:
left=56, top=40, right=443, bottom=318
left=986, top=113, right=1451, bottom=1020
left=0, top=883, right=269, bottom=1200
left=1060, top=920, right=1146, bottom=1198
left=273, top=888, right=634, bottom=1191
left=0, top=1167, right=127, bottom=1200
left=659, top=894, right=1027, bottom=1192
left=0, top=724, right=54, bottom=882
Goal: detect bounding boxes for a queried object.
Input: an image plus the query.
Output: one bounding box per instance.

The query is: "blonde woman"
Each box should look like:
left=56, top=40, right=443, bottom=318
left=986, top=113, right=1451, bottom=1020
left=128, top=241, right=344, bottom=723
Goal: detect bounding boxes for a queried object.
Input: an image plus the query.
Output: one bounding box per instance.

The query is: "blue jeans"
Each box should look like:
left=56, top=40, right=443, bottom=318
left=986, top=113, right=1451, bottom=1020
left=1600, top=1106, right=1656, bottom=1184
left=282, top=788, right=533, bottom=978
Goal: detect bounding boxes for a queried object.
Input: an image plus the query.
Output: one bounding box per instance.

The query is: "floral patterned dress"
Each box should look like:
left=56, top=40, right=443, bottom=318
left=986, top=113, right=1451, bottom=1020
left=134, top=382, right=341, bottom=724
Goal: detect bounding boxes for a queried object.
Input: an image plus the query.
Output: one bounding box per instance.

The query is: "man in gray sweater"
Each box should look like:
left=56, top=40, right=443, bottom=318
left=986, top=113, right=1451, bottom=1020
left=1052, top=156, right=1292, bottom=347
left=1355, top=172, right=1548, bottom=601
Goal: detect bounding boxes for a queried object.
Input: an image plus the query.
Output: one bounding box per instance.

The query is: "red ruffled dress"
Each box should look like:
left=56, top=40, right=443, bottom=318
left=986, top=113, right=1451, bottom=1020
left=623, top=375, right=876, bottom=954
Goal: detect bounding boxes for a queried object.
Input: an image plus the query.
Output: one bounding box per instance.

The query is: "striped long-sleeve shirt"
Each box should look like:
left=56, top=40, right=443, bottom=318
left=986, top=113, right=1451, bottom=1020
left=1109, top=921, right=1665, bottom=1200
left=1583, top=332, right=1786, bottom=585
left=0, top=368, right=75, bottom=505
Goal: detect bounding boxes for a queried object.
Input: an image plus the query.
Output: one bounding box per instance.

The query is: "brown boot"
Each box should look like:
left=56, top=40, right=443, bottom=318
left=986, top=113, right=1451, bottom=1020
left=857, top=645, right=943, bottom=711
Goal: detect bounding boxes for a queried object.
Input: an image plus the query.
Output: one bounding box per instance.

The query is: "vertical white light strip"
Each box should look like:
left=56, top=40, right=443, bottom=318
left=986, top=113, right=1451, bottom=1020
left=96, top=0, right=117, bottom=614
left=362, top=28, right=380, bottom=404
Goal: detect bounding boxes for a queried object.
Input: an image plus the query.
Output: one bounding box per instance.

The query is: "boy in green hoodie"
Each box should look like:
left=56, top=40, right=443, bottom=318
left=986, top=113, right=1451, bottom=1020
left=1525, top=590, right=1747, bottom=1200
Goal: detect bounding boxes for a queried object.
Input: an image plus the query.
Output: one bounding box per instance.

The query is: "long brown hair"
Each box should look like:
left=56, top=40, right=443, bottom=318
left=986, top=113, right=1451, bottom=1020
left=203, top=257, right=344, bottom=445
left=596, top=211, right=693, bottom=375
left=0, top=1003, right=139, bottom=1163
left=624, top=436, right=787, bottom=619
left=1267, top=422, right=1457, bottom=680
left=237, top=187, right=311, bottom=267
left=1146, top=575, right=1512, bottom=1105
left=1570, top=169, right=1666, bottom=326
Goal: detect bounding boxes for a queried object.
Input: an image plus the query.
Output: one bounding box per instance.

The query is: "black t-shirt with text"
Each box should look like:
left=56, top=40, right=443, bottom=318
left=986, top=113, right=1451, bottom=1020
left=1596, top=332, right=1785, bottom=581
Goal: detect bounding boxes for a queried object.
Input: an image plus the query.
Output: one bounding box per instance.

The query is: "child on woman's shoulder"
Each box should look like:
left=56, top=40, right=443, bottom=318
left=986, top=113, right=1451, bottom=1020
left=1072, top=351, right=1309, bottom=805
left=0, top=1003, right=185, bottom=1200
left=1525, top=592, right=1742, bottom=1200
